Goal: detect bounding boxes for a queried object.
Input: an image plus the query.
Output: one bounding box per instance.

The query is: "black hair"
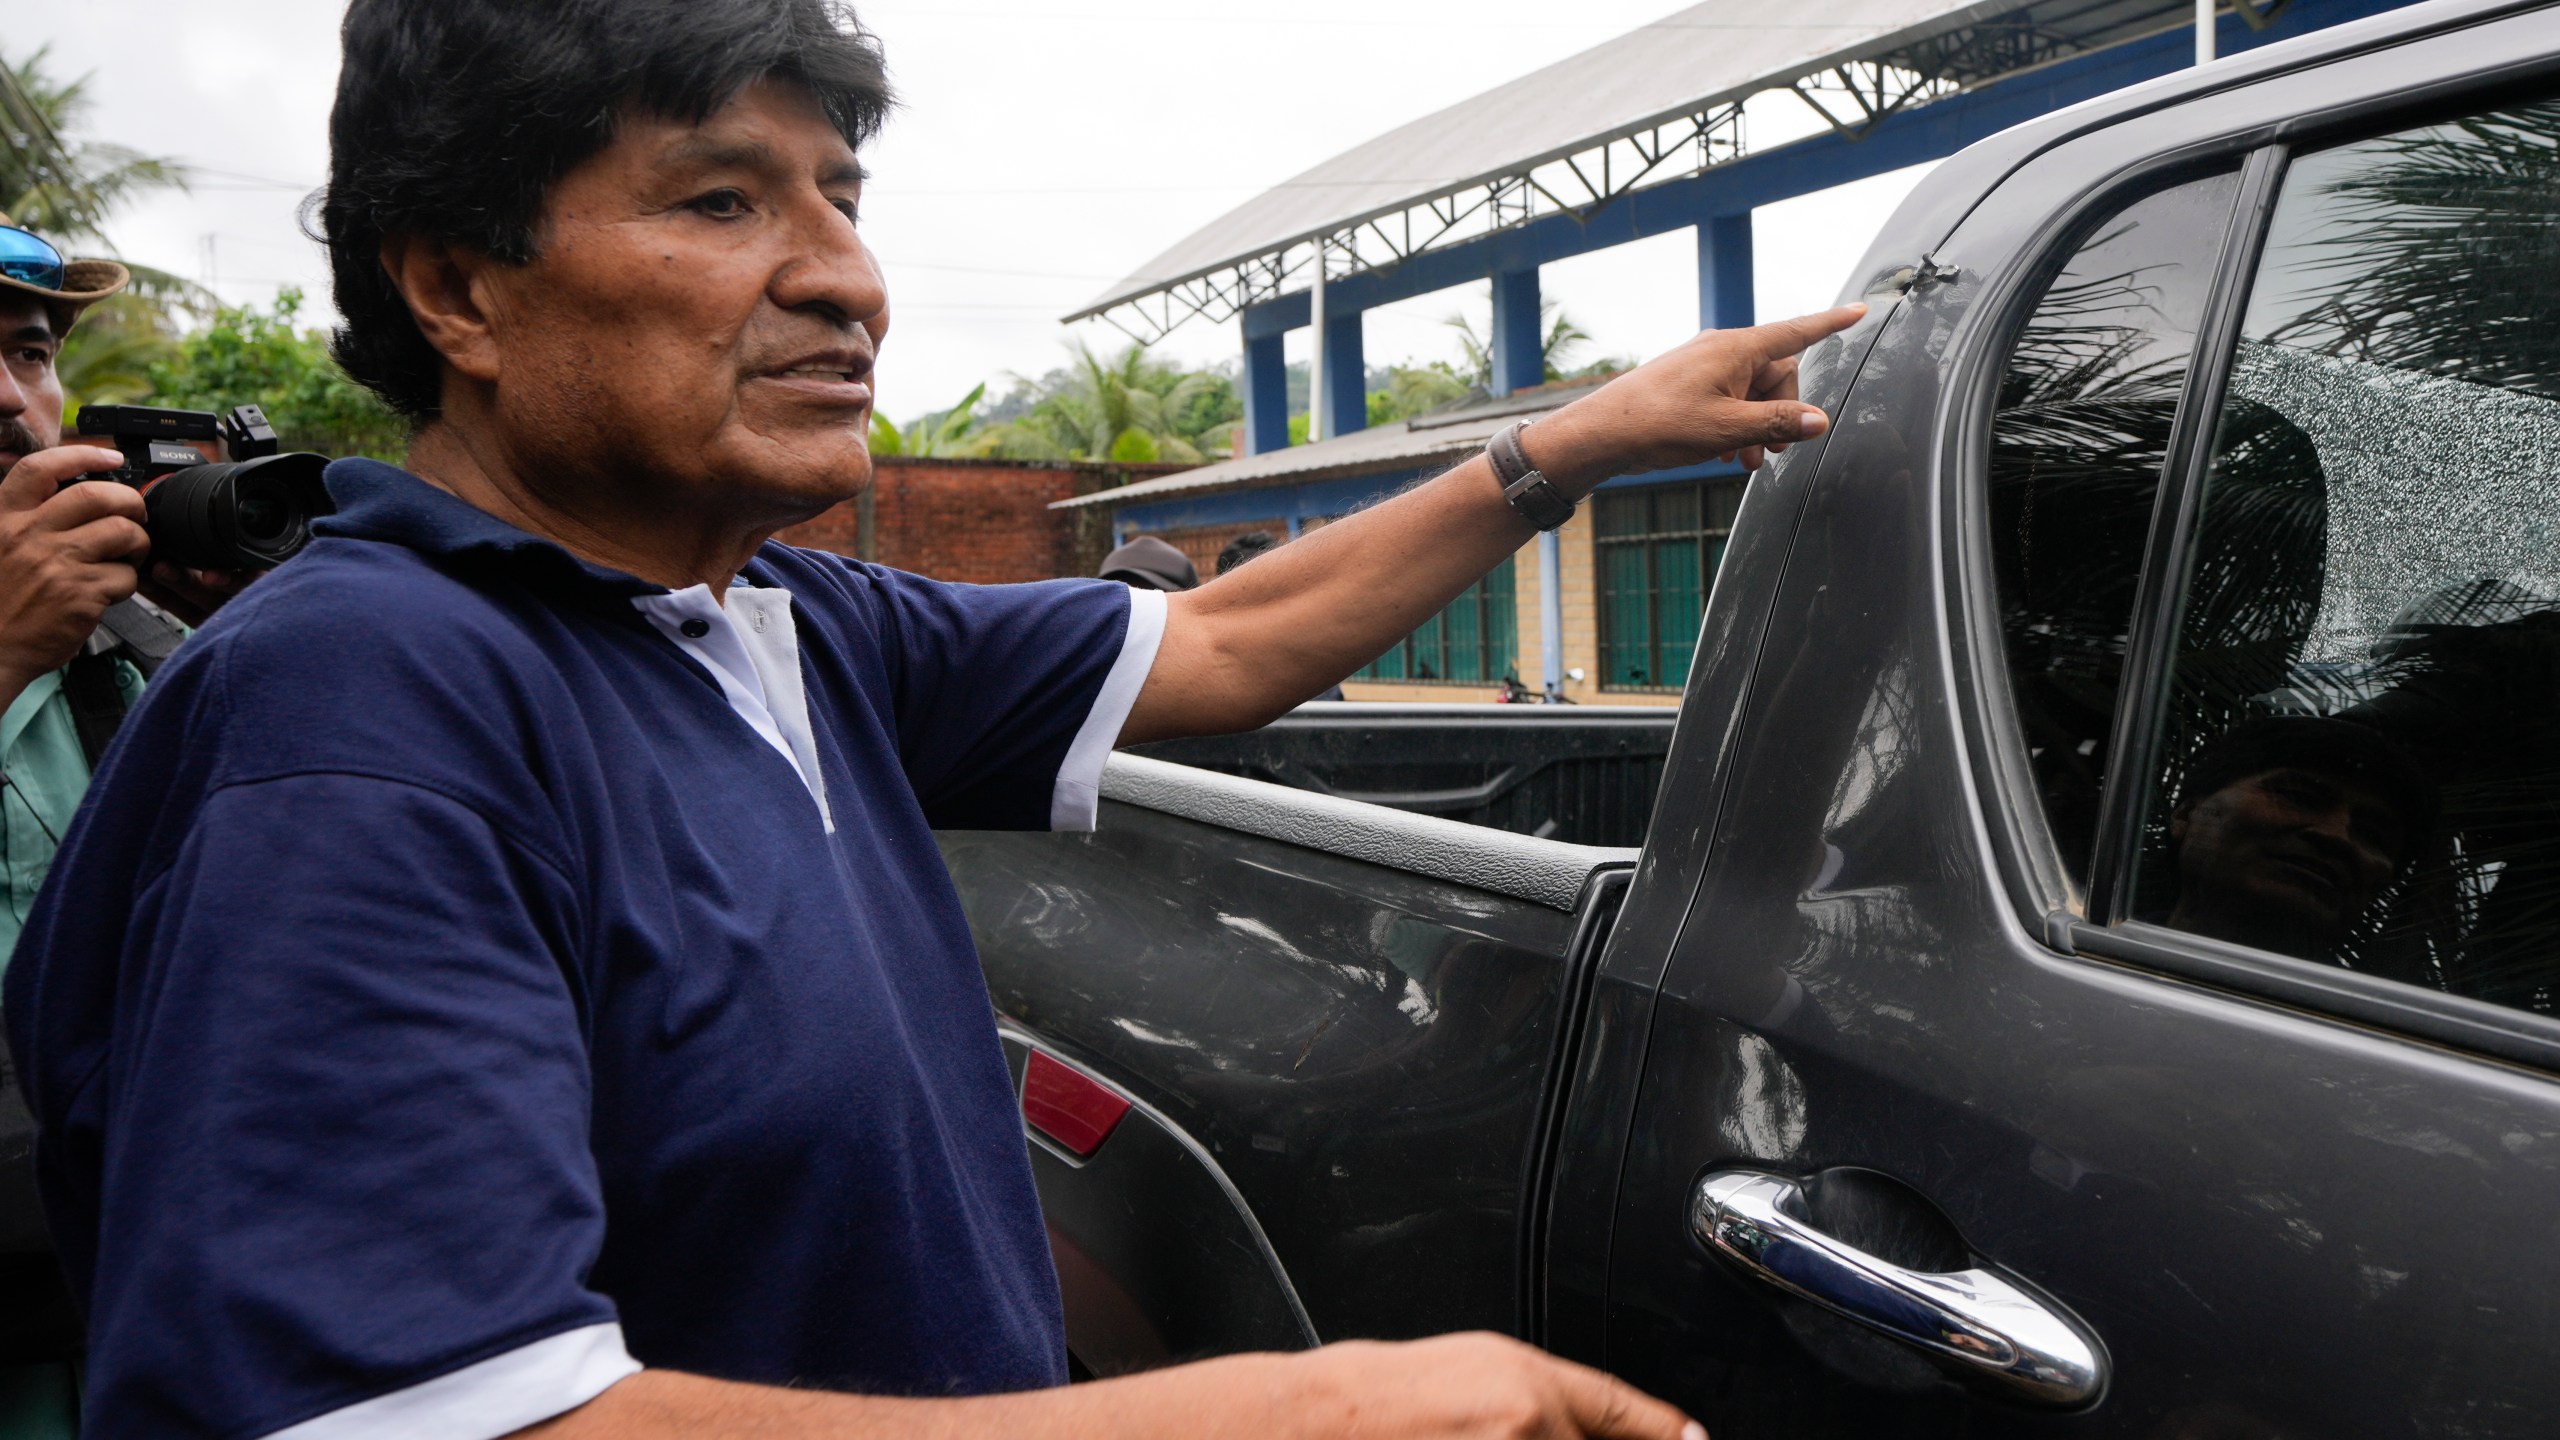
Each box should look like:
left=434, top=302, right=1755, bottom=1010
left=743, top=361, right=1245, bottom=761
left=1215, top=530, right=1280, bottom=577
left=321, top=0, right=894, bottom=419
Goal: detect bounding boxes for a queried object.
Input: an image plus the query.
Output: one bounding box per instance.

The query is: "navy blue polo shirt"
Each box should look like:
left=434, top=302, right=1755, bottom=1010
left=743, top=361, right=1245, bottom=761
left=2, top=460, right=1162, bottom=1439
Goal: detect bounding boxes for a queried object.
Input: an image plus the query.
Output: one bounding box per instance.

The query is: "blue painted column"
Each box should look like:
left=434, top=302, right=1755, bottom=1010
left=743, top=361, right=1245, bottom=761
left=1322, top=307, right=1367, bottom=439
left=1697, top=213, right=1754, bottom=331
left=1490, top=267, right=1542, bottom=396
left=1242, top=328, right=1288, bottom=455
left=1538, top=528, right=1565, bottom=700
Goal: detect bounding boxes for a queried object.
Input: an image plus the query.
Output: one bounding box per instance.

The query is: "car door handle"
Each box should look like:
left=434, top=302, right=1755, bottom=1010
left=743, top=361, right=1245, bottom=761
left=1690, top=1169, right=2106, bottom=1406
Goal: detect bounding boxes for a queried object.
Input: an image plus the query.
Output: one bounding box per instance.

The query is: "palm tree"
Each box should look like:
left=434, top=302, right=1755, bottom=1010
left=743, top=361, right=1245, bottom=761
left=0, top=46, right=207, bottom=310
left=1001, top=341, right=1226, bottom=464
left=55, top=292, right=174, bottom=417
left=1370, top=363, right=1472, bottom=424
left=870, top=383, right=985, bottom=457
left=1441, top=301, right=1618, bottom=390
left=2266, top=102, right=2560, bottom=397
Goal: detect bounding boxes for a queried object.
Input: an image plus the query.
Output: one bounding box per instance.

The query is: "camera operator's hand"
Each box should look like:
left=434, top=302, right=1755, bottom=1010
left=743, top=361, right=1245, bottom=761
left=0, top=445, right=149, bottom=712
left=142, top=561, right=257, bottom=628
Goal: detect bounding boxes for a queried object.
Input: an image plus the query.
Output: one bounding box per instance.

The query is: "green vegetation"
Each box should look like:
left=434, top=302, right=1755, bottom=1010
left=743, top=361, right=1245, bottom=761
left=874, top=300, right=1630, bottom=465
left=973, top=340, right=1243, bottom=464
left=1442, top=300, right=1632, bottom=390
left=143, top=290, right=409, bottom=461
left=54, top=292, right=171, bottom=414
left=869, top=381, right=984, bottom=457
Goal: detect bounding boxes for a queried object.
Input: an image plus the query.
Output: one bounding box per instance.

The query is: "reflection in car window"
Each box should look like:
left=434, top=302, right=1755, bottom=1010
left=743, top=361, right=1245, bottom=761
left=1987, top=171, right=2240, bottom=883
left=2137, top=104, right=2560, bottom=1017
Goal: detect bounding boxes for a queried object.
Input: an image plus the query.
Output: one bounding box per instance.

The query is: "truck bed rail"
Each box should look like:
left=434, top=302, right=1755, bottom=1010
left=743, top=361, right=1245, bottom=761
left=1103, top=751, right=1636, bottom=911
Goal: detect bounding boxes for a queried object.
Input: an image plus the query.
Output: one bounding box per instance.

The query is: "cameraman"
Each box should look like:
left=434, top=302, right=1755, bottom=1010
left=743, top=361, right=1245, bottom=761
left=0, top=222, right=238, bottom=965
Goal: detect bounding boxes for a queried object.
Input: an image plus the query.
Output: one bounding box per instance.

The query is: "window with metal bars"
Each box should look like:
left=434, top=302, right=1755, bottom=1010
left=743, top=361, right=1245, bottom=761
left=1354, top=555, right=1518, bottom=684
left=1596, top=480, right=1744, bottom=691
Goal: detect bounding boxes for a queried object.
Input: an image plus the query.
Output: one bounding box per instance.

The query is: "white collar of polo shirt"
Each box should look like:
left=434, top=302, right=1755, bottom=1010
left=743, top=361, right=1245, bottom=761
left=630, top=580, right=836, bottom=834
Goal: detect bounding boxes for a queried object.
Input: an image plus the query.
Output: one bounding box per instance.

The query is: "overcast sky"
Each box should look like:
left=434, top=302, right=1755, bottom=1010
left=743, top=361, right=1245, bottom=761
left=23, top=0, right=1933, bottom=423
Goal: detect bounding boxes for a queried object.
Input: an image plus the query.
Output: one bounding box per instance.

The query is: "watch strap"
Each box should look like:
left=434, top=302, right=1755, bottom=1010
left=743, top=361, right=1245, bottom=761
left=1487, top=420, right=1576, bottom=531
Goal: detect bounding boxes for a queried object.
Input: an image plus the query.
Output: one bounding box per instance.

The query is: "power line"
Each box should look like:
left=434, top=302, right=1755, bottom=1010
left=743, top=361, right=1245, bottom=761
left=876, top=258, right=1120, bottom=281
left=856, top=5, right=1859, bottom=29
left=175, top=164, right=319, bottom=191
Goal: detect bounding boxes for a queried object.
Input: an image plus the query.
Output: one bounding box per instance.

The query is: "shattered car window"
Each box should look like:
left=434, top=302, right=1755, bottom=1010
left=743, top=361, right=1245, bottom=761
left=2135, top=104, right=2560, bottom=1016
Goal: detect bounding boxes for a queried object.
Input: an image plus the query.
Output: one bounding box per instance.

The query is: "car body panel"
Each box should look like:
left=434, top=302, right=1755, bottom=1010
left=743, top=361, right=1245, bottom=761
left=942, top=791, right=1629, bottom=1344
left=997, top=1026, right=1315, bottom=1373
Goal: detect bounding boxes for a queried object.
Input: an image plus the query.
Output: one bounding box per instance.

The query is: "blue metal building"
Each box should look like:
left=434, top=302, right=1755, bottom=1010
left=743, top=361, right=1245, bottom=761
left=1058, top=0, right=2419, bottom=702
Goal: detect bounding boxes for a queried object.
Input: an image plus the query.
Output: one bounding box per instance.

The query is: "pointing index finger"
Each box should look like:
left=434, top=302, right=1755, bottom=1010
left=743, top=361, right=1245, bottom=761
left=1744, top=303, right=1868, bottom=364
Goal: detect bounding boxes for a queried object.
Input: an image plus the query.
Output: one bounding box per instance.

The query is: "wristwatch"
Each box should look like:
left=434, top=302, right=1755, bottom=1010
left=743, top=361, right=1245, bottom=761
left=1487, top=419, right=1576, bottom=531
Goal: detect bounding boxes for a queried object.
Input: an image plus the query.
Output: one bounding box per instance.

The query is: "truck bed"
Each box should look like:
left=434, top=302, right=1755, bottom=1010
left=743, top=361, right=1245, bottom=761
left=1127, top=702, right=1677, bottom=847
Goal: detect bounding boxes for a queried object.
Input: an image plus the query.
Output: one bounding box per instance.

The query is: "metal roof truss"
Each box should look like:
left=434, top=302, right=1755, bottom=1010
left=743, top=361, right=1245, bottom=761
left=1090, top=0, right=2288, bottom=346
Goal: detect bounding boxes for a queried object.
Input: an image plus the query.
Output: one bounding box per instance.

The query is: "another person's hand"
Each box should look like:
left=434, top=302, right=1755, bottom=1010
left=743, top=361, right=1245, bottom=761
left=0, top=445, right=148, bottom=705
left=1281, top=1332, right=1703, bottom=1440
left=1524, top=304, right=1869, bottom=492
left=141, top=560, right=257, bottom=628
left=521, top=1330, right=1705, bottom=1440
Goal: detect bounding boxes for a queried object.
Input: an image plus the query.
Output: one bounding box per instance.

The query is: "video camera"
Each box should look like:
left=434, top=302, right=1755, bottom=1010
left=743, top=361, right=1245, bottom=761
left=74, top=404, right=335, bottom=572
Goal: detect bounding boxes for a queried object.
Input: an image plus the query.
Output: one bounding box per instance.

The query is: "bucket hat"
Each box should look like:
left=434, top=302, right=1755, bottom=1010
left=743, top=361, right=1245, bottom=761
left=0, top=213, right=131, bottom=331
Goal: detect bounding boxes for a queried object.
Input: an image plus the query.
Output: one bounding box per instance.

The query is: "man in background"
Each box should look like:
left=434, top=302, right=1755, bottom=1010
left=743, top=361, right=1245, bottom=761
left=1216, top=529, right=1279, bottom=577
left=0, top=221, right=155, bottom=963
left=0, top=216, right=238, bottom=1436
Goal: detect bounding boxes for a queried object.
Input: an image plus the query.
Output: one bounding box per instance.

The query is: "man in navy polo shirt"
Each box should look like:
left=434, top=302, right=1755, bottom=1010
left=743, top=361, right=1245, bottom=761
left=3, top=2, right=1858, bottom=1436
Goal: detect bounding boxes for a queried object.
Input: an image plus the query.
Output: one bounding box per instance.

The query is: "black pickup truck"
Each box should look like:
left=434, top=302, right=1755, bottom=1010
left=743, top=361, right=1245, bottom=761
left=946, top=2, right=2560, bottom=1433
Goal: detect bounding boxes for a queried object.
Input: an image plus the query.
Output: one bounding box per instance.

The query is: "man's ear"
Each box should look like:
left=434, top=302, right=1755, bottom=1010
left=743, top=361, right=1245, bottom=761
left=378, top=233, right=504, bottom=387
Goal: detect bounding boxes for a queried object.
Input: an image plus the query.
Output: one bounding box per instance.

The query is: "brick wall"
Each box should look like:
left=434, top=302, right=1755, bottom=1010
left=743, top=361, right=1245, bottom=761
left=777, top=457, right=1184, bottom=584
left=1157, top=519, right=1289, bottom=582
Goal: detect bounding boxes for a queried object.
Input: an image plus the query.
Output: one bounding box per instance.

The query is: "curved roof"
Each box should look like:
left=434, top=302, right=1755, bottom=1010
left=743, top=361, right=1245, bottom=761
left=1071, top=0, right=2012, bottom=321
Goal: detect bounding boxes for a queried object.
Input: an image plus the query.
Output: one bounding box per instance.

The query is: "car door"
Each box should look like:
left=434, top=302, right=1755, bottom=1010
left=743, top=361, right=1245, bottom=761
left=1567, top=11, right=2560, bottom=1438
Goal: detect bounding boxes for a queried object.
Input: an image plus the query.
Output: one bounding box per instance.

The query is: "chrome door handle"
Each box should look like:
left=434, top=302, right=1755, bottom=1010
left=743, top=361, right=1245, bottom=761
left=1690, top=1169, right=2106, bottom=1406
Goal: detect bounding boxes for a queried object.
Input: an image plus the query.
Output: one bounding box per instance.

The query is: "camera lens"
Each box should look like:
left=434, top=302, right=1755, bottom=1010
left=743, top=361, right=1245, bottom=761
left=231, top=475, right=296, bottom=547
left=140, top=452, right=333, bottom=571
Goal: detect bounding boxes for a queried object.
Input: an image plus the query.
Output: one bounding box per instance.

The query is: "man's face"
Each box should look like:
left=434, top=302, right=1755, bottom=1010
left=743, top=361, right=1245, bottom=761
left=0, top=295, right=64, bottom=472
left=471, top=78, right=887, bottom=527
left=2172, top=765, right=2409, bottom=953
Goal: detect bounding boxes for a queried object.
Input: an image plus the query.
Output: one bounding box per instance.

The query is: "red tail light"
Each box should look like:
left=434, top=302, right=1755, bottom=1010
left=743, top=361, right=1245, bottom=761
left=1022, top=1050, right=1132, bottom=1159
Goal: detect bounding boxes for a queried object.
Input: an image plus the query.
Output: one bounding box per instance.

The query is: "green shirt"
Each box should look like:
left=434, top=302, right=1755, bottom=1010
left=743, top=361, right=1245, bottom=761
left=0, top=658, right=145, bottom=969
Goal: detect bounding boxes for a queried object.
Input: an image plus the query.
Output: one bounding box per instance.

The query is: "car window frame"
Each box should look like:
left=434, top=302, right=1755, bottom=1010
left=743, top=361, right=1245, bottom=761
left=1945, top=146, right=2258, bottom=934
left=1949, top=72, right=2560, bottom=1076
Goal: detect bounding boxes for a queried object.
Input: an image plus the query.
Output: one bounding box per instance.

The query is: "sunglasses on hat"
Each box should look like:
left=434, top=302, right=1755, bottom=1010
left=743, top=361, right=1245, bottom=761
left=0, top=225, right=66, bottom=291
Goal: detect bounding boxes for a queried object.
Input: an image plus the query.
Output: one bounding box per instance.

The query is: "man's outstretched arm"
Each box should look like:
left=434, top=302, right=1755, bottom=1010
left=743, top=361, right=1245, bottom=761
left=1118, top=306, right=1866, bottom=745
left=520, top=1332, right=1703, bottom=1440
